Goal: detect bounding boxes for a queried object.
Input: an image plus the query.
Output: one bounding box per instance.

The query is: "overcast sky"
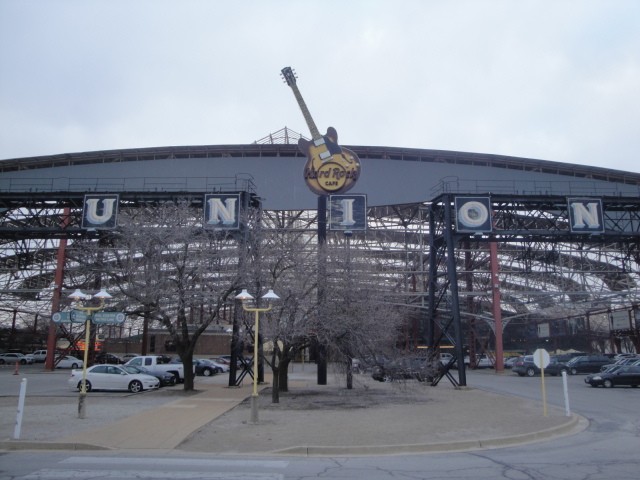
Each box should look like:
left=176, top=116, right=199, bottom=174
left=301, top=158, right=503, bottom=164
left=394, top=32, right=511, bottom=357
left=1, top=0, right=639, bottom=173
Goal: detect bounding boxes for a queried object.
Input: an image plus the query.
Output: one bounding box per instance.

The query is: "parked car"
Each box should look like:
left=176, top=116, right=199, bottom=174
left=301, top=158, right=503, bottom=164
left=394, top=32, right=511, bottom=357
left=194, top=359, right=224, bottom=376
left=95, top=352, right=124, bottom=364
left=614, top=353, right=638, bottom=361
left=125, top=355, right=186, bottom=383
left=512, top=355, right=569, bottom=377
left=452, top=354, right=492, bottom=369
left=584, top=365, right=640, bottom=388
left=31, top=350, right=48, bottom=363
left=475, top=354, right=494, bottom=368
left=0, top=352, right=33, bottom=365
left=207, top=358, right=230, bottom=372
left=371, top=356, right=436, bottom=383
left=68, top=364, right=160, bottom=392
left=55, top=355, right=84, bottom=369
left=599, top=356, right=640, bottom=372
left=125, top=365, right=176, bottom=386
left=504, top=357, right=519, bottom=369
left=215, top=355, right=245, bottom=368
left=121, top=353, right=140, bottom=361
left=566, top=355, right=612, bottom=374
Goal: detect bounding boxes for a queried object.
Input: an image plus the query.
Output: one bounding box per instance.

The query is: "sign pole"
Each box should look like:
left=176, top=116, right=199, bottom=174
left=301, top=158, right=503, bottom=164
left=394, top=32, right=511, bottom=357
left=533, top=348, right=550, bottom=417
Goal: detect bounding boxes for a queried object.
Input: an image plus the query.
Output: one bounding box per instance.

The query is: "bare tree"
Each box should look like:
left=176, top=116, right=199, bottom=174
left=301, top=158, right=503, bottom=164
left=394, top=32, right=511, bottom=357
left=240, top=211, right=319, bottom=403
left=320, top=236, right=405, bottom=388
left=241, top=211, right=406, bottom=400
left=75, top=200, right=243, bottom=391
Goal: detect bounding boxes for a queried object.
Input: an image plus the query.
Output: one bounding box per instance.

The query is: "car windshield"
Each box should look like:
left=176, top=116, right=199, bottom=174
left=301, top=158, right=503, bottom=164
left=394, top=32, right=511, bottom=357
left=567, top=356, right=585, bottom=365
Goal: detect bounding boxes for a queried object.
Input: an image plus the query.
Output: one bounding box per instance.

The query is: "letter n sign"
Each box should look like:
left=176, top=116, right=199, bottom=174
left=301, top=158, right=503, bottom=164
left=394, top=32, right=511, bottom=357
left=82, top=194, right=119, bottom=229
left=328, top=194, right=367, bottom=231
left=455, top=197, right=492, bottom=233
left=568, top=198, right=604, bottom=233
left=204, top=194, right=240, bottom=229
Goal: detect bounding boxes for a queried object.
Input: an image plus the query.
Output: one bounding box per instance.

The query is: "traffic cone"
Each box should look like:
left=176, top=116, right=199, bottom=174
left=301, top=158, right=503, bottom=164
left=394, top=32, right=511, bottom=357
left=13, top=361, right=19, bottom=375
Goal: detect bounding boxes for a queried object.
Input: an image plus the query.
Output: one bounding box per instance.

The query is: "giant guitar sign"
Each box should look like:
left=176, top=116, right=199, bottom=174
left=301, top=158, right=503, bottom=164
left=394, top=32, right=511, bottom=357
left=281, top=66, right=361, bottom=195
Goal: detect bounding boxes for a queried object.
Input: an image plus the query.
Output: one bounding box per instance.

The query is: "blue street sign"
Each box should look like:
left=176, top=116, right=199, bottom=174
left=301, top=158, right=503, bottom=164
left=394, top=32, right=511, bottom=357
left=92, top=312, right=126, bottom=325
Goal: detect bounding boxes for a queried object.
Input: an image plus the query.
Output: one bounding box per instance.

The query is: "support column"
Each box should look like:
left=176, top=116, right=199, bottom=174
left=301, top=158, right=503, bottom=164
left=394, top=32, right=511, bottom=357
left=46, top=208, right=70, bottom=371
left=444, top=196, right=467, bottom=387
left=316, top=195, right=327, bottom=385
left=490, top=241, right=504, bottom=372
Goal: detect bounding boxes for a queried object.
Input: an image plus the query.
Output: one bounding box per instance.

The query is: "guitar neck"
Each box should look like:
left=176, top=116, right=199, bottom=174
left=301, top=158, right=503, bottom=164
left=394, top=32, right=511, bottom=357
left=288, top=82, right=322, bottom=140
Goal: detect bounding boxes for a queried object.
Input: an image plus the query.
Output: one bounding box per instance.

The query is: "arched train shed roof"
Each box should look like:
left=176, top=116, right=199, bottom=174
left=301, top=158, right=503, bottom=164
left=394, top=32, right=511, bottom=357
left=2, top=144, right=639, bottom=210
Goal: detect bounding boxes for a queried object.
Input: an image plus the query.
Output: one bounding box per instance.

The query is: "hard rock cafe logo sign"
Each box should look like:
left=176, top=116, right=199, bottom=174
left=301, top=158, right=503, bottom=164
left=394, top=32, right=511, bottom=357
left=281, top=67, right=361, bottom=195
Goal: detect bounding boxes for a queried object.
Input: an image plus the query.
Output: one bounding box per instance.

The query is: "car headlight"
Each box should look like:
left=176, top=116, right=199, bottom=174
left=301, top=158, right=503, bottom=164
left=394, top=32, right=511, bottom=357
left=592, top=375, right=602, bottom=380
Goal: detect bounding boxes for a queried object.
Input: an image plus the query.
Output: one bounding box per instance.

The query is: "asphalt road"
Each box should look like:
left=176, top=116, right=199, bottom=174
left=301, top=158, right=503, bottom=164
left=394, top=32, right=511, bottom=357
left=0, top=366, right=638, bottom=480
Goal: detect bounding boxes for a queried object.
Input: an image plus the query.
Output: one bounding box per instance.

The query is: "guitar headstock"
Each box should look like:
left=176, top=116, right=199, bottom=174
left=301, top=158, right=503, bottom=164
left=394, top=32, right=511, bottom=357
left=281, top=67, right=297, bottom=86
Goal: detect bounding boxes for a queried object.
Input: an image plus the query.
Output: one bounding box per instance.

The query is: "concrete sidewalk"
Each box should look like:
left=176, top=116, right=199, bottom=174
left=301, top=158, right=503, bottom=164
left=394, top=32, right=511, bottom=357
left=0, top=367, right=586, bottom=456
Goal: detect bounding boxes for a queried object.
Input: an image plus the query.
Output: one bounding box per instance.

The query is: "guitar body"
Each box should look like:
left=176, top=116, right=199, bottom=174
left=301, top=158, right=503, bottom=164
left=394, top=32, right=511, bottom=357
left=298, top=128, right=361, bottom=195
left=281, top=66, right=362, bottom=195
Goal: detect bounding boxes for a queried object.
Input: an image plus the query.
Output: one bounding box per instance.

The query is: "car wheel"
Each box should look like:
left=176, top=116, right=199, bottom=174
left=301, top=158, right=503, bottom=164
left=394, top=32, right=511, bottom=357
left=603, top=379, right=614, bottom=388
left=570, top=368, right=578, bottom=375
left=168, top=376, right=176, bottom=386
left=129, top=380, right=143, bottom=393
left=631, top=384, right=638, bottom=388
left=0, top=359, right=5, bottom=365
left=71, top=363, right=79, bottom=368
left=383, top=374, right=393, bottom=383
left=526, top=368, right=536, bottom=377
left=20, top=359, right=27, bottom=365
left=77, top=380, right=92, bottom=392
left=203, top=368, right=213, bottom=377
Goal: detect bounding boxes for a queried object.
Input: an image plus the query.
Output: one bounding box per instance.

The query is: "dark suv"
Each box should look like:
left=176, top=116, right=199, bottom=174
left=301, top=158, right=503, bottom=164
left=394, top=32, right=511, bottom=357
left=512, top=355, right=570, bottom=377
left=566, top=355, right=611, bottom=374
left=95, top=352, right=124, bottom=364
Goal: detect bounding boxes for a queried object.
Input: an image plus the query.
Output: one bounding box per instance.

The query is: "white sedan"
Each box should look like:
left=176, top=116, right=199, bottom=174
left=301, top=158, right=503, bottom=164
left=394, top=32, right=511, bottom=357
left=68, top=364, right=160, bottom=393
left=0, top=353, right=33, bottom=365
left=55, top=355, right=84, bottom=369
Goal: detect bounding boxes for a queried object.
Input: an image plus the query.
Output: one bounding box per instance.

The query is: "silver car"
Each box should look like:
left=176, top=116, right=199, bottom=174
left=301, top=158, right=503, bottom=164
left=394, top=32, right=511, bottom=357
left=68, top=364, right=160, bottom=393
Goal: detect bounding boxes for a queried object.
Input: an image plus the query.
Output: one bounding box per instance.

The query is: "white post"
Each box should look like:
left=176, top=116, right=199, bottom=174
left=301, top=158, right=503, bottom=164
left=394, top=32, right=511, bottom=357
left=14, top=378, right=27, bottom=439
left=562, top=371, right=571, bottom=417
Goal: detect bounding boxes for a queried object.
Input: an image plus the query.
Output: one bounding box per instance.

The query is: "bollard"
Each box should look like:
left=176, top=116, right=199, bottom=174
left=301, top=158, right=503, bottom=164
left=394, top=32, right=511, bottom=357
left=13, top=360, right=20, bottom=375
left=14, top=378, right=27, bottom=439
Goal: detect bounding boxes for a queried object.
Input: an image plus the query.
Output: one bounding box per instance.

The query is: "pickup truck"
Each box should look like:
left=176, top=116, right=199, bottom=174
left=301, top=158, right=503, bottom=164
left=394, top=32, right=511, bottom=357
left=125, top=355, right=185, bottom=383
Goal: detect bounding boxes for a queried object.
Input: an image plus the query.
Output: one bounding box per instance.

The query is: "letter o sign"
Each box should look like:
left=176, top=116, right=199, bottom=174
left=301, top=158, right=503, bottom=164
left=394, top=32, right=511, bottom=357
left=454, top=197, right=492, bottom=232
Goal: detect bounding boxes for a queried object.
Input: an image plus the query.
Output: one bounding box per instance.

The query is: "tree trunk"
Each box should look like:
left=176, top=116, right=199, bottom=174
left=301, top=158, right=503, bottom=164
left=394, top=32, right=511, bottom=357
left=346, top=358, right=353, bottom=389
left=278, top=358, right=290, bottom=392
left=271, top=365, right=280, bottom=403
left=182, top=354, right=195, bottom=391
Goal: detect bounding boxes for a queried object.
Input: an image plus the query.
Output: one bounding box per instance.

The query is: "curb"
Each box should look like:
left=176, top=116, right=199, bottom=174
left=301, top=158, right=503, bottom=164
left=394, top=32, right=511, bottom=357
left=271, top=414, right=587, bottom=457
left=0, top=440, right=109, bottom=451
left=0, top=414, right=586, bottom=455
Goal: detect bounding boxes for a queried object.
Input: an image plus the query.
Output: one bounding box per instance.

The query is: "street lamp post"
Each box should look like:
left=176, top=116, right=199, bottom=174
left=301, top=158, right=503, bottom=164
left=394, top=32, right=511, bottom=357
left=235, top=288, right=279, bottom=424
left=69, top=288, right=112, bottom=419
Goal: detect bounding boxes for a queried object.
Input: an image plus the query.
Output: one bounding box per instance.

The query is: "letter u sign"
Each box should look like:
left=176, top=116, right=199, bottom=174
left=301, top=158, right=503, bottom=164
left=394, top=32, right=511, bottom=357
left=82, top=194, right=119, bottom=229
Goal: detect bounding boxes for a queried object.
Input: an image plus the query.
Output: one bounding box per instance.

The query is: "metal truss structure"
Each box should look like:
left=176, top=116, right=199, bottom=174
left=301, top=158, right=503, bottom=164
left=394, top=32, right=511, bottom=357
left=0, top=182, right=260, bottom=354
left=428, top=194, right=640, bottom=387
left=2, top=186, right=640, bottom=386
